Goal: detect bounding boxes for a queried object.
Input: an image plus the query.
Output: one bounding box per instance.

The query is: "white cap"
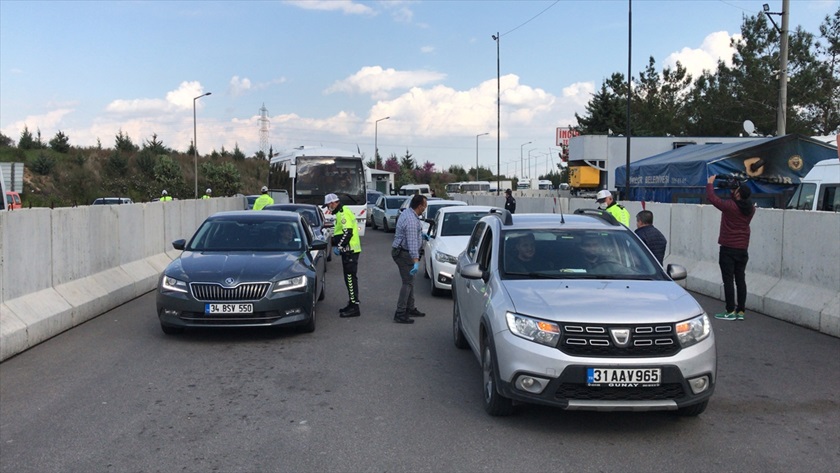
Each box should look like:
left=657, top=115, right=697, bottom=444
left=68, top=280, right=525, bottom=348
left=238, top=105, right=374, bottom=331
left=206, top=188, right=211, bottom=193
left=162, top=190, right=168, bottom=195
left=595, top=190, right=611, bottom=202
left=324, top=193, right=339, bottom=205
left=261, top=186, right=268, bottom=193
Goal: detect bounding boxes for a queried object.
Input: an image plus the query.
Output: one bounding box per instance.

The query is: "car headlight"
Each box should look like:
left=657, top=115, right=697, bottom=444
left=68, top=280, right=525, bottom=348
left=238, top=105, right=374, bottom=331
left=434, top=250, right=458, bottom=265
left=161, top=276, right=188, bottom=294
left=676, top=313, right=711, bottom=347
left=273, top=275, right=307, bottom=293
left=505, top=312, right=560, bottom=347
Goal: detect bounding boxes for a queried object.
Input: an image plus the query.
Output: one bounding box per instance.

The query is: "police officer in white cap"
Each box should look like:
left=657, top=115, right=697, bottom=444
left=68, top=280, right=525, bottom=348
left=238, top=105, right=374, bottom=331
left=252, top=186, right=273, bottom=210
left=325, top=192, right=362, bottom=318
left=596, top=189, right=629, bottom=227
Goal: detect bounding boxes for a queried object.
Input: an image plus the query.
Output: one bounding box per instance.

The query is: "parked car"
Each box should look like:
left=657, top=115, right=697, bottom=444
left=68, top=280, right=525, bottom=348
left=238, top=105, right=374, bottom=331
left=396, top=196, right=443, bottom=230
left=423, top=205, right=500, bottom=296
left=156, top=210, right=327, bottom=335
left=365, top=189, right=383, bottom=227
left=264, top=203, right=334, bottom=262
left=420, top=199, right=467, bottom=233
left=5, top=191, right=22, bottom=210
left=91, top=197, right=133, bottom=205
left=452, top=208, right=715, bottom=416
left=370, top=195, right=409, bottom=232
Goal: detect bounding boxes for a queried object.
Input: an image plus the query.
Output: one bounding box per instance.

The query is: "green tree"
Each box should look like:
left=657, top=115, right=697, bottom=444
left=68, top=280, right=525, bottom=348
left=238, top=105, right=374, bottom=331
left=232, top=143, right=245, bottom=161
left=575, top=74, right=627, bottom=134
left=154, top=155, right=184, bottom=194
left=399, top=150, right=416, bottom=173
left=0, top=131, right=13, bottom=147
left=447, top=165, right=469, bottom=181
left=49, top=130, right=71, bottom=153
left=115, top=129, right=139, bottom=153
left=142, top=133, right=169, bottom=155
left=30, top=151, right=55, bottom=175
left=201, top=161, right=242, bottom=196
left=18, top=126, right=36, bottom=149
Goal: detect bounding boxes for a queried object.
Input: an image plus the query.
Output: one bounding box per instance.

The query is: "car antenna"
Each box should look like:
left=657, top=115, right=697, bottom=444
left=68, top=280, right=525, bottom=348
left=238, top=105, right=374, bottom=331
left=557, top=196, right=565, bottom=224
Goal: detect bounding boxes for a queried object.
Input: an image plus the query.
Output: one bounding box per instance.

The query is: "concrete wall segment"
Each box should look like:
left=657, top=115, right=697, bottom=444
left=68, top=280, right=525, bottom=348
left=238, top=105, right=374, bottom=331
left=3, top=209, right=52, bottom=301
left=782, top=211, right=840, bottom=290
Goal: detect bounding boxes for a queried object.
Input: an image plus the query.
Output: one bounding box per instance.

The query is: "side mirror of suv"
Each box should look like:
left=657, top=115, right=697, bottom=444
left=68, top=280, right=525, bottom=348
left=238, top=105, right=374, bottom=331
left=667, top=263, right=687, bottom=281
left=460, top=263, right=484, bottom=280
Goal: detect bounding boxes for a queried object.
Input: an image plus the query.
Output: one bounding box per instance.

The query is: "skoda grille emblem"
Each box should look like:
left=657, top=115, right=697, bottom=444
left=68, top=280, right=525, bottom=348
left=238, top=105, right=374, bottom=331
left=610, top=328, right=631, bottom=347
left=224, top=278, right=235, bottom=286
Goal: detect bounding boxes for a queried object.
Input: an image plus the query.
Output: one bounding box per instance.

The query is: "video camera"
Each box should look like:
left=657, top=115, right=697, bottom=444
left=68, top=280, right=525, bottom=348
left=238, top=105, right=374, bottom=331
left=714, top=175, right=743, bottom=190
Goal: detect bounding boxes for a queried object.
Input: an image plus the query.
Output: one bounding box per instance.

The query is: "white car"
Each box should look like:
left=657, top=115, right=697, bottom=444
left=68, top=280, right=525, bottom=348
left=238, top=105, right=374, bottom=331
left=423, top=205, right=500, bottom=296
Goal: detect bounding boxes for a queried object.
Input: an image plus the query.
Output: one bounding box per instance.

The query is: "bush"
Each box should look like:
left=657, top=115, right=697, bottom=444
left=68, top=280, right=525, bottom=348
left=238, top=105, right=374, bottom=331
left=30, top=152, right=56, bottom=175
left=49, top=130, right=71, bottom=153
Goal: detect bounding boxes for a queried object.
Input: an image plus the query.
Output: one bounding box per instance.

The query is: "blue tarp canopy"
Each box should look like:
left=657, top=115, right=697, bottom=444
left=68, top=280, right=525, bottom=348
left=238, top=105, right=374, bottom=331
left=614, top=134, right=838, bottom=204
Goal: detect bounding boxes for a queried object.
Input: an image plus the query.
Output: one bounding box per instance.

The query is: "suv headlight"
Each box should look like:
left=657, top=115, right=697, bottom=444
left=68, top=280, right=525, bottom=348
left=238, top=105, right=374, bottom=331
left=505, top=312, right=561, bottom=347
left=161, top=276, right=188, bottom=294
left=434, top=250, right=458, bottom=265
left=676, top=313, right=711, bottom=347
left=273, top=275, right=307, bottom=293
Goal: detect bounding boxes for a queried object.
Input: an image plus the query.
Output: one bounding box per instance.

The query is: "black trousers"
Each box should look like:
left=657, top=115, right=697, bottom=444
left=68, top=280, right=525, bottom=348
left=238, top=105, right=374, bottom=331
left=719, top=246, right=749, bottom=313
left=341, top=252, right=360, bottom=304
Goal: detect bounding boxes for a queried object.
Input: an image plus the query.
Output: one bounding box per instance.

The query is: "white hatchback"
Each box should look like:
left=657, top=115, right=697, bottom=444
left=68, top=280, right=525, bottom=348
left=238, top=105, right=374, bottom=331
left=423, top=205, right=500, bottom=296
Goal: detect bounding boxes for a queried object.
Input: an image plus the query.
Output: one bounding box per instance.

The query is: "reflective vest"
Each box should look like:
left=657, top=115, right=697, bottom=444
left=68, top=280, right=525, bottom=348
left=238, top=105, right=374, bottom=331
left=252, top=194, right=274, bottom=210
left=201, top=194, right=211, bottom=199
left=606, top=203, right=630, bottom=227
left=332, top=205, right=361, bottom=253
left=160, top=196, right=172, bottom=202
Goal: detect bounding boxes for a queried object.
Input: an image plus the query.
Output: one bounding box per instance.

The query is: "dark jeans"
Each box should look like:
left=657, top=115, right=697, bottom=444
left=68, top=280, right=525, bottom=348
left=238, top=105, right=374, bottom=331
left=341, top=252, right=360, bottom=304
left=391, top=247, right=416, bottom=315
left=719, top=246, right=749, bottom=313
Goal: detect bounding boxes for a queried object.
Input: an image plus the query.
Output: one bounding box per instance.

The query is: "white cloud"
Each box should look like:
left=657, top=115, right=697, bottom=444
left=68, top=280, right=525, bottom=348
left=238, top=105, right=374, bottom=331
left=1, top=109, right=74, bottom=139
left=324, top=66, right=447, bottom=99
left=229, top=76, right=252, bottom=97
left=106, top=81, right=207, bottom=115
left=284, top=0, right=374, bottom=15
left=420, top=46, right=434, bottom=54
left=664, top=31, right=739, bottom=78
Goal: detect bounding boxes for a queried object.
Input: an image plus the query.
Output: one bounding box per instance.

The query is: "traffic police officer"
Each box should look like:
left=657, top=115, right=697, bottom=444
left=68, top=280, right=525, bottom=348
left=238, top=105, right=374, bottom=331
left=325, top=193, right=362, bottom=318
left=252, top=186, right=273, bottom=210
left=596, top=189, right=630, bottom=227
left=160, top=190, right=172, bottom=202
left=202, top=188, right=212, bottom=199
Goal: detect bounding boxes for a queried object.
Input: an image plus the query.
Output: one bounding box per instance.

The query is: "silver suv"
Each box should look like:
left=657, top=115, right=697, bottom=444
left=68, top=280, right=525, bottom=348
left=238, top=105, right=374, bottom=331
left=452, top=209, right=715, bottom=416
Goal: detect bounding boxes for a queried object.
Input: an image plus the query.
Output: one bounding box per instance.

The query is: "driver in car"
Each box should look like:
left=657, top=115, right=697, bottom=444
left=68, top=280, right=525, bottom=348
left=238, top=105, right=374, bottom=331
left=506, top=233, right=539, bottom=273
left=579, top=235, right=617, bottom=271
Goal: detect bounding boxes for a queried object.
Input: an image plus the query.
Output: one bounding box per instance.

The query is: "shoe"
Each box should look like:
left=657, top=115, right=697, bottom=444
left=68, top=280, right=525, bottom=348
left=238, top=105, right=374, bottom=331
left=339, top=302, right=355, bottom=314
left=393, top=313, right=414, bottom=324
left=714, top=311, right=737, bottom=321
left=736, top=311, right=745, bottom=321
left=407, top=308, right=426, bottom=317
left=339, top=304, right=360, bottom=318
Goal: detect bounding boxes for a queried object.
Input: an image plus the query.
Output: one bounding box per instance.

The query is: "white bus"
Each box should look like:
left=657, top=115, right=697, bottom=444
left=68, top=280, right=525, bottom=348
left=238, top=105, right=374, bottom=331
left=445, top=182, right=464, bottom=194
left=460, top=181, right=491, bottom=192
left=269, top=146, right=367, bottom=235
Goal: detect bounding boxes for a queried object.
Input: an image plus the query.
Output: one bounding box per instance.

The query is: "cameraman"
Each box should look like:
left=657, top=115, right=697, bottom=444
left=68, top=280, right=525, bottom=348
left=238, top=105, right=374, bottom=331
left=706, top=175, right=755, bottom=321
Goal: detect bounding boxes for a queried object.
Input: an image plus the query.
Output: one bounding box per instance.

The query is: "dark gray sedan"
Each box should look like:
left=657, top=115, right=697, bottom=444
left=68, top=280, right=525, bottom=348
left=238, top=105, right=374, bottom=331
left=156, top=211, right=327, bottom=334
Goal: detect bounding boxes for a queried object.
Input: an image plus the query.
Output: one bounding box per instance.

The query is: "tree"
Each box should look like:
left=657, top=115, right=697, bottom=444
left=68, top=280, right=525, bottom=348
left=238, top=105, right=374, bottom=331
left=18, top=126, right=36, bottom=149
left=796, top=8, right=840, bottom=134
left=575, top=74, right=627, bottom=134
left=115, top=129, right=139, bottom=153
left=447, top=165, right=469, bottom=182
left=142, top=133, right=169, bottom=155
left=154, top=155, right=184, bottom=194
left=232, top=143, right=245, bottom=161
left=399, top=150, right=416, bottom=173
left=49, top=130, right=71, bottom=153
left=0, top=131, right=13, bottom=147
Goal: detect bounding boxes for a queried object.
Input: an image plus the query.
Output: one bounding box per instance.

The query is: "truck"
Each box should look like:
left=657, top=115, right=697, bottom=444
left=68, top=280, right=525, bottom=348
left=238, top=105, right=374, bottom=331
left=786, top=159, right=839, bottom=212
left=489, top=179, right=513, bottom=193
left=569, top=165, right=603, bottom=194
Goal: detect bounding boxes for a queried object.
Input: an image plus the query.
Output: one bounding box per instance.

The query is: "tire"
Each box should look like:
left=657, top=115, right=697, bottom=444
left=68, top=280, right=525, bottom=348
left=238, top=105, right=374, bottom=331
left=482, top=334, right=514, bottom=416
left=318, top=273, right=326, bottom=301
left=161, top=323, right=184, bottom=335
left=297, top=290, right=317, bottom=333
left=382, top=218, right=389, bottom=232
left=453, top=300, right=469, bottom=349
left=371, top=216, right=378, bottom=230
left=675, top=400, right=708, bottom=417
left=430, top=277, right=445, bottom=297
left=423, top=258, right=431, bottom=279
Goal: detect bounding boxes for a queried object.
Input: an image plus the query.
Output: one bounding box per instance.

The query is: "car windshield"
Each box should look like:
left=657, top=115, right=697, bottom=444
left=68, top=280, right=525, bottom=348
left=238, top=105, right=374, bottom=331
left=501, top=229, right=664, bottom=280
left=427, top=202, right=463, bottom=220
left=386, top=197, right=408, bottom=209
left=187, top=218, right=304, bottom=252
left=440, top=211, right=490, bottom=237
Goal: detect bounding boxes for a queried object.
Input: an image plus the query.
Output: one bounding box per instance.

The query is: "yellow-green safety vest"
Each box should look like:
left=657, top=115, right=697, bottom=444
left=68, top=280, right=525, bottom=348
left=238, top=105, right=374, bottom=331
left=606, top=203, right=630, bottom=227
left=333, top=205, right=361, bottom=253
left=252, top=194, right=274, bottom=210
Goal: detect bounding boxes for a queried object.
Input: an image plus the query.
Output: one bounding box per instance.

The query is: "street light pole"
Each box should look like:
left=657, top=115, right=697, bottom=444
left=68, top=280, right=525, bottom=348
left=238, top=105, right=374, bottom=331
left=520, top=141, right=532, bottom=181
left=528, top=149, right=539, bottom=182
left=375, top=116, right=390, bottom=169
left=475, top=132, right=489, bottom=182
left=492, top=32, right=500, bottom=194
left=193, top=92, right=211, bottom=199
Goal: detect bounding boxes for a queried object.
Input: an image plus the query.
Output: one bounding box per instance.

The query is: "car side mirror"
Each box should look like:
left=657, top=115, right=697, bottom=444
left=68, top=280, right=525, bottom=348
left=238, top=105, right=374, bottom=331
left=172, top=239, right=186, bottom=250
left=310, top=239, right=328, bottom=251
left=460, top=263, right=483, bottom=280
left=667, top=263, right=687, bottom=281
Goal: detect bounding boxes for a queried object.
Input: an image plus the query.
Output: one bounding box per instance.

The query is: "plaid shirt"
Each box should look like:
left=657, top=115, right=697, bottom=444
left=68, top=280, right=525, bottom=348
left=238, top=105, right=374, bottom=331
left=393, top=208, right=423, bottom=260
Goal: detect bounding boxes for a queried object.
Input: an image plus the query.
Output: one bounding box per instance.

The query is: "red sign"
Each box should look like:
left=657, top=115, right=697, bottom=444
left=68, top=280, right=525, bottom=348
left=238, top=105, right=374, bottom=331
left=556, top=127, right=580, bottom=147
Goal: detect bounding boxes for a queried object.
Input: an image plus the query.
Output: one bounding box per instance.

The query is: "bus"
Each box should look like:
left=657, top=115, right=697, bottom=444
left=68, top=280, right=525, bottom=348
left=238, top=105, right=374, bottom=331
left=538, top=180, right=553, bottom=190
left=269, top=146, right=367, bottom=236
left=445, top=182, right=464, bottom=194
left=460, top=181, right=491, bottom=192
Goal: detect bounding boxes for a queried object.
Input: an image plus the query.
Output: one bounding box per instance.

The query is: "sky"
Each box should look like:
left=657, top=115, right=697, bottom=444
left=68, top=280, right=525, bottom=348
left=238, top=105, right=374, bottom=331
left=1, top=0, right=837, bottom=179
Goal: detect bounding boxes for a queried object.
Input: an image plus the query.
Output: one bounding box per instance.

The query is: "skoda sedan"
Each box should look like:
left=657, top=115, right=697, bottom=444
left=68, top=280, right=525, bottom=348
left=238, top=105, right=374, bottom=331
left=156, top=210, right=327, bottom=334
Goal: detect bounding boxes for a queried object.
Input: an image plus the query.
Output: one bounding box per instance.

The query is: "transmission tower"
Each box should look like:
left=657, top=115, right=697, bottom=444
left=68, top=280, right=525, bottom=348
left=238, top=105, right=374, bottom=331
left=259, top=103, right=270, bottom=158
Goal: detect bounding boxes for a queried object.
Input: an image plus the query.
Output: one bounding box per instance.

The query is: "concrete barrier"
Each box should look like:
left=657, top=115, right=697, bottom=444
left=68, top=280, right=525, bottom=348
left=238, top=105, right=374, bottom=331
left=0, top=198, right=241, bottom=361
left=457, top=192, right=840, bottom=338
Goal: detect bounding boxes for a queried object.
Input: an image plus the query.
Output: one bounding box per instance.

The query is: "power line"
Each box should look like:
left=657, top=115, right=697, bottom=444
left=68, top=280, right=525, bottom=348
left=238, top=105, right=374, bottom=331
left=499, top=0, right=561, bottom=38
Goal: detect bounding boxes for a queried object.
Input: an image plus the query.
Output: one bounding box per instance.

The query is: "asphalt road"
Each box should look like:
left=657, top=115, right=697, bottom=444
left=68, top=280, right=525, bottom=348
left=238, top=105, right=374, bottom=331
left=1, top=227, right=838, bottom=473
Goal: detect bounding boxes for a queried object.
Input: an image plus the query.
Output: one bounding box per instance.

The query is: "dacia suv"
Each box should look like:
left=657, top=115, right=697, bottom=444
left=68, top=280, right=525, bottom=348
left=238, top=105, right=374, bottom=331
left=451, top=209, right=715, bottom=416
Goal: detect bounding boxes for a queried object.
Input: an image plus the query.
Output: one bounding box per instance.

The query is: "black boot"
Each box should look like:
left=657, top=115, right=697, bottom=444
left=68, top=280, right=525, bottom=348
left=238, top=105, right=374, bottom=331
left=393, top=311, right=414, bottom=324
left=340, top=303, right=360, bottom=318
left=339, top=302, right=355, bottom=314
left=407, top=308, right=425, bottom=317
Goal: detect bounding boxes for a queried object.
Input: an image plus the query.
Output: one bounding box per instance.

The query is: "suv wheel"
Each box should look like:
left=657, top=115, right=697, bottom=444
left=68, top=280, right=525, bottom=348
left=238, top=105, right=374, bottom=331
left=453, top=299, right=468, bottom=349
left=482, top=334, right=513, bottom=416
left=382, top=218, right=389, bottom=232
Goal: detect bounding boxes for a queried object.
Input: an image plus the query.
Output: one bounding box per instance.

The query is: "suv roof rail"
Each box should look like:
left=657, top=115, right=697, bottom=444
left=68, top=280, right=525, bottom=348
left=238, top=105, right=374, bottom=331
left=573, top=208, right=621, bottom=226
left=488, top=208, right=513, bottom=225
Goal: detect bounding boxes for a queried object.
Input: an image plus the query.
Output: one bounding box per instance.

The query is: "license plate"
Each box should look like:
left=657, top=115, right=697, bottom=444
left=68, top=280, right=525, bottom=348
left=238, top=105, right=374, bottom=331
left=586, top=368, right=661, bottom=387
left=205, top=303, right=253, bottom=314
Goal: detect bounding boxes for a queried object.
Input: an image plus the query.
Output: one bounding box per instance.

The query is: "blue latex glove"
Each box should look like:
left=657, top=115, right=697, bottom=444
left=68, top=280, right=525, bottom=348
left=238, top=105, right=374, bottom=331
left=332, top=247, right=341, bottom=256
left=421, top=233, right=430, bottom=241
left=409, top=262, right=420, bottom=276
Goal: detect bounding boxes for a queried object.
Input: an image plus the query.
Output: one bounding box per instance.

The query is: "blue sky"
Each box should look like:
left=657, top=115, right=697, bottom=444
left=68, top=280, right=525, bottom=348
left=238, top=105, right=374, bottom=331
left=1, top=0, right=837, bottom=178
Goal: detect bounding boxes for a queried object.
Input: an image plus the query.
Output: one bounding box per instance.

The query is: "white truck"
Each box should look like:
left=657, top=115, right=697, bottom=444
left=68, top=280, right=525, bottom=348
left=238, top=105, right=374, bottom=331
left=786, top=159, right=839, bottom=212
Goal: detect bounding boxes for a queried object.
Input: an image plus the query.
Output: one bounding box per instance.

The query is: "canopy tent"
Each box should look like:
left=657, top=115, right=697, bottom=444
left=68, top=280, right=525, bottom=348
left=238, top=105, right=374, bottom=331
left=614, top=134, right=838, bottom=205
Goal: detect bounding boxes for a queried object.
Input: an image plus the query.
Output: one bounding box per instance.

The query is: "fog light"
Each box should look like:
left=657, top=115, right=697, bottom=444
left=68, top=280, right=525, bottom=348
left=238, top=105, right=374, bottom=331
left=688, top=375, right=709, bottom=394
left=515, top=375, right=549, bottom=394
left=163, top=309, right=180, bottom=317
left=285, top=308, right=303, bottom=316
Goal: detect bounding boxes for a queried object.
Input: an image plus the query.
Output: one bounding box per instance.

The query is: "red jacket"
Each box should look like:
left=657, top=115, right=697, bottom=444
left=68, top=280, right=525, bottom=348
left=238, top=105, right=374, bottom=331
left=705, top=183, right=754, bottom=250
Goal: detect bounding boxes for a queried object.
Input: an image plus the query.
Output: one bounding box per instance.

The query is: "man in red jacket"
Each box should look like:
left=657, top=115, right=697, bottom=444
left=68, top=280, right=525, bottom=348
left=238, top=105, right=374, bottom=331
left=706, top=175, right=755, bottom=321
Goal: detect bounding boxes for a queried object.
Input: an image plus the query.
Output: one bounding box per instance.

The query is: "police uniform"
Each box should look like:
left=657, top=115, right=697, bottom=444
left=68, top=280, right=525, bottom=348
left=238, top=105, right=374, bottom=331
left=330, top=200, right=362, bottom=316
